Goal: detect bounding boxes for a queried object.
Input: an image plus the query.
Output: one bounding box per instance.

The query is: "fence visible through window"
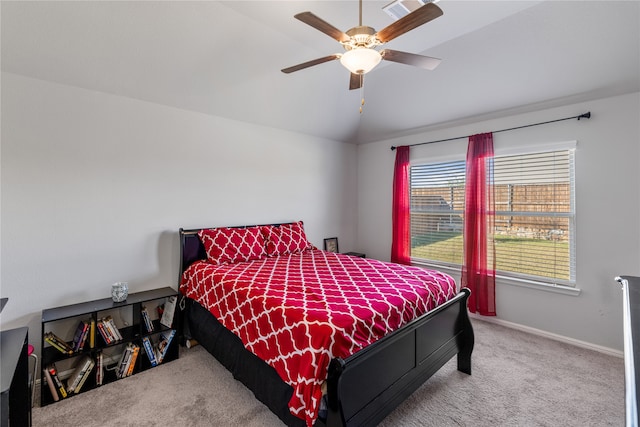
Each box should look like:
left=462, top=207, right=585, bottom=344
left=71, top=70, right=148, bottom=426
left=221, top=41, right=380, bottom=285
left=410, top=149, right=575, bottom=285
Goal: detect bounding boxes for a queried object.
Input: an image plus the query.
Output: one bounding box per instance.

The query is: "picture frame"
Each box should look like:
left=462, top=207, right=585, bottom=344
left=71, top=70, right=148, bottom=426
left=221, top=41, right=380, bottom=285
left=323, top=237, right=339, bottom=253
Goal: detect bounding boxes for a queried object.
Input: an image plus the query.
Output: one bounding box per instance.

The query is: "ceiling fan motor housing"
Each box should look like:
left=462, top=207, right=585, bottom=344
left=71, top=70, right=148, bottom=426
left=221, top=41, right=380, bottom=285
left=343, top=26, right=380, bottom=50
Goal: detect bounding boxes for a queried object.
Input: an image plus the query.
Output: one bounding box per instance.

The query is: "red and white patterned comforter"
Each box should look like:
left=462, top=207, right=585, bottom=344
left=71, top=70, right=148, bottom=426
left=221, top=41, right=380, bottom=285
left=180, top=249, right=457, bottom=426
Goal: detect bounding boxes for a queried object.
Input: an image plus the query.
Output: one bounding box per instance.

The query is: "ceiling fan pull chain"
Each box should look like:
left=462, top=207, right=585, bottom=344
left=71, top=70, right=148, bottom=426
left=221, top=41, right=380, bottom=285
left=360, top=75, right=365, bottom=114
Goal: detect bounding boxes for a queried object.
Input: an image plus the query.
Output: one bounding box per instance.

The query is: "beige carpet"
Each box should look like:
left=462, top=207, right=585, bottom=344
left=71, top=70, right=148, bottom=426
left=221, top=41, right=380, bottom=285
left=32, top=319, right=625, bottom=426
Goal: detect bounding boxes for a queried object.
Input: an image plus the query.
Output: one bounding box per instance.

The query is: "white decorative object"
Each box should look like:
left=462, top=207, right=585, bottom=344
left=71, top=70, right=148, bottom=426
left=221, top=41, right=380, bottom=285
left=111, top=282, right=128, bottom=302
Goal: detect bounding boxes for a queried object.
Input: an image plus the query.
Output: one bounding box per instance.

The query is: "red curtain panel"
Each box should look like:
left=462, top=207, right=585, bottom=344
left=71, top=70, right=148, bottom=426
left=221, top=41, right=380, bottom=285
left=461, top=133, right=496, bottom=316
left=391, top=146, right=411, bottom=265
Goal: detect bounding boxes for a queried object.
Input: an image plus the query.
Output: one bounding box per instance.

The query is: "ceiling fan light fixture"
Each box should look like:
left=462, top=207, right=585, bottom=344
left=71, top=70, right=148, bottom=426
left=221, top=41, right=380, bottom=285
left=340, top=48, right=382, bottom=74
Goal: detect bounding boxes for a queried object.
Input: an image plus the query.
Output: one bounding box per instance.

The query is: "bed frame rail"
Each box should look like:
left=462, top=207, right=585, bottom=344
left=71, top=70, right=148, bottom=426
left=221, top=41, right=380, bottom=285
left=324, top=288, right=473, bottom=427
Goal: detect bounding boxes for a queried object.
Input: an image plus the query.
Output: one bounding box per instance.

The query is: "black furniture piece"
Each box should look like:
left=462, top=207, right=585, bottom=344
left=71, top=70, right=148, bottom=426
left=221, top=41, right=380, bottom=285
left=1, top=326, right=30, bottom=427
left=342, top=252, right=365, bottom=258
left=616, top=275, right=639, bottom=426
left=179, top=225, right=474, bottom=427
left=40, top=287, right=179, bottom=406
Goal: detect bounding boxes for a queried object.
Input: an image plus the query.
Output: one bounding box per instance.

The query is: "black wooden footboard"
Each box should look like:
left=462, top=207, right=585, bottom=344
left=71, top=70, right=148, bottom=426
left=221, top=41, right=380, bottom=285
left=322, top=288, right=473, bottom=427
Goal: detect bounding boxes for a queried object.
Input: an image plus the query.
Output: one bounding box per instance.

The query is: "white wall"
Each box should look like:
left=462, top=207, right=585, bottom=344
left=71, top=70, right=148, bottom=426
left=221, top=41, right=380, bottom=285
left=3, top=71, right=638, bottom=355
left=0, top=72, right=358, bottom=352
left=357, top=92, right=640, bottom=351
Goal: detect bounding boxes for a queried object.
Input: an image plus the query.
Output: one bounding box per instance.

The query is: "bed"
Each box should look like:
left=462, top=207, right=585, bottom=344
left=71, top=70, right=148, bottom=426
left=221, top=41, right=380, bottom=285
left=178, top=222, right=474, bottom=427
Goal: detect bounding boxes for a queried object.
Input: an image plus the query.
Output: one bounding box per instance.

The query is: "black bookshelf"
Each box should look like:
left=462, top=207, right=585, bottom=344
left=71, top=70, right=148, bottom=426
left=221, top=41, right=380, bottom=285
left=40, top=287, right=179, bottom=406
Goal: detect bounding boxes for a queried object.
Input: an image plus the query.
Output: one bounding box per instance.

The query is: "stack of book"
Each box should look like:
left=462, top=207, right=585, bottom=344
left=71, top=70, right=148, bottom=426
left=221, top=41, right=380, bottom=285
left=141, top=306, right=154, bottom=333
left=43, top=363, right=67, bottom=401
left=96, top=316, right=123, bottom=345
left=44, top=332, right=74, bottom=355
left=141, top=329, right=176, bottom=367
left=141, top=336, right=158, bottom=367
left=71, top=320, right=91, bottom=352
left=116, top=343, right=140, bottom=379
left=155, top=329, right=176, bottom=364
left=66, top=355, right=95, bottom=394
left=95, top=351, right=104, bottom=386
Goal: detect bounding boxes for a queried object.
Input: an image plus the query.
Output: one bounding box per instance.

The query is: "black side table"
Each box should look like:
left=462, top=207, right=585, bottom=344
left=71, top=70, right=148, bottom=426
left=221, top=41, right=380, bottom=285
left=1, top=326, right=30, bottom=427
left=343, top=252, right=366, bottom=258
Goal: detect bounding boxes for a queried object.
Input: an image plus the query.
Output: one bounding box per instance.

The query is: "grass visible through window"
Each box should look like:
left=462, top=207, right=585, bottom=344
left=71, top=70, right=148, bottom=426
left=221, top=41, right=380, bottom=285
left=411, top=234, right=570, bottom=280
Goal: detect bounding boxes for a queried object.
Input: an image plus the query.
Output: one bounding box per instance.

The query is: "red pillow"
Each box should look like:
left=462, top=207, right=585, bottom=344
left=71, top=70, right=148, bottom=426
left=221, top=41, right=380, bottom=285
left=262, top=221, right=313, bottom=257
left=198, top=226, right=266, bottom=265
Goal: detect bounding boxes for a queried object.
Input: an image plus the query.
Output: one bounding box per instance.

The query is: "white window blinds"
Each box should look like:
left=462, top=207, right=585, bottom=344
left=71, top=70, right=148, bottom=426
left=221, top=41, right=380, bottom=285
left=493, top=149, right=575, bottom=284
left=410, top=160, right=465, bottom=267
left=410, top=148, right=576, bottom=286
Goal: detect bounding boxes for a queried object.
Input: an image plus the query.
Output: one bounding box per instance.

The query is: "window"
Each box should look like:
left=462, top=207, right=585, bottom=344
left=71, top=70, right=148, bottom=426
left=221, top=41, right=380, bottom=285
left=410, top=148, right=576, bottom=286
left=410, top=160, right=466, bottom=266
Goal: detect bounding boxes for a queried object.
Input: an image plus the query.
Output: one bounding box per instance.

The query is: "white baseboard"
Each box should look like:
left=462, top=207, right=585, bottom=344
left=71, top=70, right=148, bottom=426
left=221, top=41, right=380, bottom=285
left=469, top=313, right=624, bottom=358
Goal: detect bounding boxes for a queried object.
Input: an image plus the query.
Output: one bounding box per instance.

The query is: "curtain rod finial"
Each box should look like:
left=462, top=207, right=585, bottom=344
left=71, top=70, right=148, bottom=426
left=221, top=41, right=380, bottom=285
left=578, top=112, right=591, bottom=120
left=390, top=146, right=397, bottom=151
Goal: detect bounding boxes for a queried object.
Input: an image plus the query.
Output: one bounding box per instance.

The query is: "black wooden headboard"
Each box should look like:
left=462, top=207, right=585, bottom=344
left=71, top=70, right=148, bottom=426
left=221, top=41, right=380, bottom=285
left=178, top=228, right=207, bottom=279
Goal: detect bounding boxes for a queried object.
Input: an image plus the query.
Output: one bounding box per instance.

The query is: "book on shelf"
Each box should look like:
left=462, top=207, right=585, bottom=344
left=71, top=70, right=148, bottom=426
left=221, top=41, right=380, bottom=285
left=43, top=368, right=59, bottom=402
left=44, top=363, right=68, bottom=401
left=96, top=320, right=112, bottom=345
left=155, top=329, right=176, bottom=364
left=79, top=322, right=90, bottom=350
left=47, top=363, right=68, bottom=399
left=71, top=320, right=90, bottom=352
left=115, top=342, right=140, bottom=379
left=95, top=351, right=104, bottom=386
left=141, top=336, right=158, bottom=367
left=160, top=295, right=177, bottom=328
left=75, top=357, right=95, bottom=393
left=44, top=332, right=74, bottom=355
left=89, top=318, right=96, bottom=349
left=66, top=355, right=94, bottom=394
left=104, top=316, right=123, bottom=341
left=96, top=317, right=122, bottom=345
left=116, top=344, right=132, bottom=379
left=100, top=318, right=114, bottom=343
left=125, top=344, right=140, bottom=377
left=141, top=306, right=154, bottom=333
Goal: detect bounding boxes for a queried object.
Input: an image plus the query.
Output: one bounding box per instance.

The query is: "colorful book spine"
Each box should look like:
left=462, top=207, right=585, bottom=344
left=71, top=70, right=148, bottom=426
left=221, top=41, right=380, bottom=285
left=44, top=332, right=74, bottom=355
left=72, top=320, right=90, bottom=352
left=47, top=363, right=68, bottom=399
left=125, top=344, right=140, bottom=377
left=116, top=343, right=137, bottom=379
left=74, top=358, right=95, bottom=393
left=141, top=336, right=158, bottom=367
left=78, top=324, right=90, bottom=351
left=67, top=356, right=93, bottom=394
left=43, top=368, right=59, bottom=402
left=156, top=329, right=176, bottom=363
left=95, top=351, right=103, bottom=386
left=100, top=316, right=122, bottom=342
left=104, top=316, right=123, bottom=341
left=96, top=321, right=112, bottom=345
left=100, top=318, right=115, bottom=343
left=89, top=319, right=96, bottom=349
left=141, top=306, right=154, bottom=333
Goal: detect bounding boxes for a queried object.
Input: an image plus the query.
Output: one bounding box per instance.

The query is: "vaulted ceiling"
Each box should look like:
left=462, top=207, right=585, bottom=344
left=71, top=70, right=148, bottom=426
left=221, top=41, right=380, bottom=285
left=2, top=1, right=639, bottom=144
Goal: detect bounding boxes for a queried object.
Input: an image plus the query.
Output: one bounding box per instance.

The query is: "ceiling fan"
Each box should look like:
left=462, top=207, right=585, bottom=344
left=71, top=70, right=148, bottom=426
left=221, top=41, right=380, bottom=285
left=281, top=0, right=444, bottom=90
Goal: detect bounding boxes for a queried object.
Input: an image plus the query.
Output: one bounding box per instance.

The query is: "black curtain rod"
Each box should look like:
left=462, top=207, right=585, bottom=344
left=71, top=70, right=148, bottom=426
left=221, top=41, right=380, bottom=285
left=390, top=111, right=591, bottom=151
